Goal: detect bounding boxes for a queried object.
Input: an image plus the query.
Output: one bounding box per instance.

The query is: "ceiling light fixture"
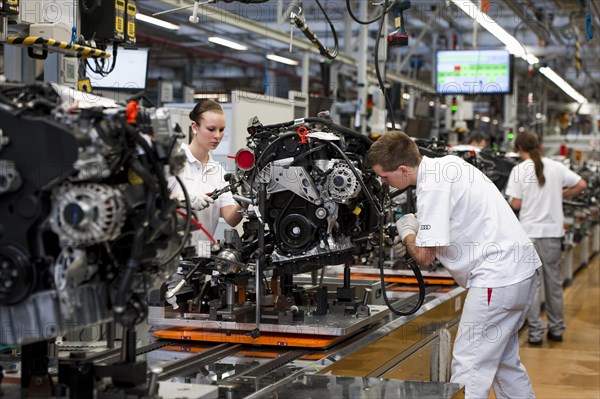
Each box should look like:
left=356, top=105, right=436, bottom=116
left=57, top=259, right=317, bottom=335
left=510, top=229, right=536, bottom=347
left=266, top=54, right=299, bottom=66
left=136, top=13, right=181, bottom=30
left=208, top=37, right=248, bottom=51
left=539, top=67, right=588, bottom=104
left=450, top=0, right=587, bottom=104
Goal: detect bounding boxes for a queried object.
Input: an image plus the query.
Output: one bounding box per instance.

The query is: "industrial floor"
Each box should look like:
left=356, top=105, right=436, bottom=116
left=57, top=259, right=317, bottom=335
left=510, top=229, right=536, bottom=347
left=508, top=254, right=600, bottom=398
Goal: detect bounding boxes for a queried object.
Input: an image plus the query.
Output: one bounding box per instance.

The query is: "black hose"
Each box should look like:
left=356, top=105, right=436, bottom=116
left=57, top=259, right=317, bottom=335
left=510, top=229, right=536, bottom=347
left=289, top=144, right=328, bottom=166
left=114, top=227, right=146, bottom=315
left=303, top=117, right=373, bottom=146
left=377, top=185, right=425, bottom=316
left=253, top=132, right=297, bottom=170
left=346, top=0, right=397, bottom=25
left=315, top=0, right=339, bottom=59
left=373, top=6, right=398, bottom=130
left=124, top=122, right=170, bottom=200
left=257, top=117, right=372, bottom=147
left=159, top=175, right=192, bottom=267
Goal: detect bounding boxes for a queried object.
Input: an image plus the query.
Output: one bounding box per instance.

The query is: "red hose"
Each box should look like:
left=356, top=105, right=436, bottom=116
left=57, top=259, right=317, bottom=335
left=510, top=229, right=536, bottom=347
left=175, top=209, right=217, bottom=244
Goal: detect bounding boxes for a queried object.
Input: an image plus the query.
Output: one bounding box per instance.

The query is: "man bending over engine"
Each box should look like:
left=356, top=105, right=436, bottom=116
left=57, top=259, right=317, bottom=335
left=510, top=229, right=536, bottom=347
left=367, top=131, right=540, bottom=399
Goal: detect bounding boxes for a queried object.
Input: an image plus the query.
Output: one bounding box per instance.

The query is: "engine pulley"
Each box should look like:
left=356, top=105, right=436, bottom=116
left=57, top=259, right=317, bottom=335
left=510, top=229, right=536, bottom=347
left=0, top=245, right=35, bottom=305
left=278, top=214, right=315, bottom=252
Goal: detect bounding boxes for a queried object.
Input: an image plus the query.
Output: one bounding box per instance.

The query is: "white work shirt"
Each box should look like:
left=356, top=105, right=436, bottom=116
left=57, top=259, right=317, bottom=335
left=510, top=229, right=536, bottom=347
left=168, top=143, right=236, bottom=241
left=415, top=155, right=541, bottom=288
left=505, top=158, right=582, bottom=238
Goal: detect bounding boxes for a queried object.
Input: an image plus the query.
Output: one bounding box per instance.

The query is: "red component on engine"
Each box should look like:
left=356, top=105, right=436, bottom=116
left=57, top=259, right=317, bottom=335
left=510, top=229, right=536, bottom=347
left=126, top=101, right=139, bottom=124
left=297, top=126, right=309, bottom=144
left=235, top=148, right=255, bottom=171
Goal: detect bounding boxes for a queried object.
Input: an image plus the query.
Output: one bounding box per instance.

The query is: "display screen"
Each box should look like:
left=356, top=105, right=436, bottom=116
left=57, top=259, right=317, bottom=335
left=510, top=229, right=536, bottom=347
left=436, top=49, right=512, bottom=95
left=87, top=48, right=149, bottom=90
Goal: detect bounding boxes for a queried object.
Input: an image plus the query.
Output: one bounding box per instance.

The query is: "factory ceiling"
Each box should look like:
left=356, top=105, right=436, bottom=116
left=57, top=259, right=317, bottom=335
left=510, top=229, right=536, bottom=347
left=131, top=0, right=599, bottom=108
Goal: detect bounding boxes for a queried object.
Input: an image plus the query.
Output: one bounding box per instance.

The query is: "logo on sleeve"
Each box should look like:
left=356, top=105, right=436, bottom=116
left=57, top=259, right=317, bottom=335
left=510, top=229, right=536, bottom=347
left=420, top=224, right=431, bottom=230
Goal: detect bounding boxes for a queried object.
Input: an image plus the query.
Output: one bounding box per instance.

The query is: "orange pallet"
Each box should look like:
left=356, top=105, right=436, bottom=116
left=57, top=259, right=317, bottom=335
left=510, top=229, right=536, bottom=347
left=344, top=273, right=457, bottom=285
left=154, top=327, right=346, bottom=349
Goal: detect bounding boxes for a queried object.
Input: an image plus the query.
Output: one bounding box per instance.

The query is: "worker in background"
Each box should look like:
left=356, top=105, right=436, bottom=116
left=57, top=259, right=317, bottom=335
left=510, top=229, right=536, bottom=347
left=367, top=131, right=540, bottom=399
left=505, top=131, right=587, bottom=345
left=169, top=99, right=242, bottom=242
left=465, top=130, right=488, bottom=148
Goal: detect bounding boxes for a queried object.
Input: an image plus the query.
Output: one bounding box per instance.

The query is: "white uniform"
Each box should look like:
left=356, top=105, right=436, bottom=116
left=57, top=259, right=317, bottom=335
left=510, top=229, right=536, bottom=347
left=505, top=158, right=581, bottom=238
left=169, top=143, right=236, bottom=241
left=505, top=158, right=582, bottom=341
left=415, top=155, right=541, bottom=399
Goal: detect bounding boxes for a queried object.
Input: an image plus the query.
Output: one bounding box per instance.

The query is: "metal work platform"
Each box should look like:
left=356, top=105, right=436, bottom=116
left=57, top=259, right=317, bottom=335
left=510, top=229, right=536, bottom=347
left=222, top=374, right=464, bottom=399
left=149, top=305, right=390, bottom=337
left=144, top=286, right=467, bottom=397
left=0, top=286, right=467, bottom=398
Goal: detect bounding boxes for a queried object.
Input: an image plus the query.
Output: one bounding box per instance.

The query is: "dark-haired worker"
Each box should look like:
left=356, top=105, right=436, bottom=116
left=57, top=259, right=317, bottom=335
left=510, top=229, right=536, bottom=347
left=505, top=131, right=586, bottom=345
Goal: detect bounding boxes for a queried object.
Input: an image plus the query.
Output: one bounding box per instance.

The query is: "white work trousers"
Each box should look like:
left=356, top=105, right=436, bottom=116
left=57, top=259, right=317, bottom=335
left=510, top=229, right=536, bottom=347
left=451, top=272, right=538, bottom=399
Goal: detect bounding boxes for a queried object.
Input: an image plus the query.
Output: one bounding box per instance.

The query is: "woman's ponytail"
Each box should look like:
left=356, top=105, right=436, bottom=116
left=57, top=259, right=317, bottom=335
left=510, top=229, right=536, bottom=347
left=515, top=132, right=545, bottom=187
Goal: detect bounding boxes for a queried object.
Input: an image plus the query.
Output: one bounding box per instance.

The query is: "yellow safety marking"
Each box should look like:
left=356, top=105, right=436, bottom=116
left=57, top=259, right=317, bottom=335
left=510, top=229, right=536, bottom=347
left=6, top=36, right=110, bottom=59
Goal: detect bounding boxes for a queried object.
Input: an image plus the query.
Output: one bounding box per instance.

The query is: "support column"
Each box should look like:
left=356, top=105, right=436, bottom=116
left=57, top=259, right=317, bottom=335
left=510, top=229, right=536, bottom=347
left=356, top=0, right=368, bottom=134
left=407, top=92, right=415, bottom=119
left=504, top=76, right=519, bottom=150
left=344, top=11, right=354, bottom=54
left=301, top=50, right=309, bottom=96
left=375, top=13, right=388, bottom=132
left=431, top=32, right=440, bottom=138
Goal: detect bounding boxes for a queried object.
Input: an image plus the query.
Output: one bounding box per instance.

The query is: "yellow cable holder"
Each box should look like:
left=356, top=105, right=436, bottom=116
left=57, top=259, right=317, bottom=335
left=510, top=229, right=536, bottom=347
left=6, top=36, right=110, bottom=59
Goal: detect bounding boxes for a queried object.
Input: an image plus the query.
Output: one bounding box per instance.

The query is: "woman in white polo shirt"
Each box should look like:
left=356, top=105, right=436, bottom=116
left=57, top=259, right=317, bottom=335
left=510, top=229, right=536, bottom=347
left=505, top=131, right=586, bottom=345
left=169, top=99, right=242, bottom=240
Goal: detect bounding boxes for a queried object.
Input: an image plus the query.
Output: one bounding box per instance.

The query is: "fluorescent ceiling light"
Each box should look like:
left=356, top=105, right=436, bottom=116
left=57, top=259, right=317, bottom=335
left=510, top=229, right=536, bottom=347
left=136, top=13, right=180, bottom=30
left=450, top=0, right=527, bottom=60
left=539, top=67, right=587, bottom=104
left=266, top=54, right=299, bottom=66
left=450, top=0, right=587, bottom=104
left=208, top=37, right=248, bottom=51
left=525, top=53, right=539, bottom=65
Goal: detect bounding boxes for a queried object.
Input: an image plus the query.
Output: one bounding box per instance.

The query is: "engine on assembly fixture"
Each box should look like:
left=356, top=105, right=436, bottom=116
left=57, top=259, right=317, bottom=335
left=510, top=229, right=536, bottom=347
left=150, top=116, right=389, bottom=326
left=237, top=118, right=383, bottom=275
left=0, top=83, right=185, bottom=345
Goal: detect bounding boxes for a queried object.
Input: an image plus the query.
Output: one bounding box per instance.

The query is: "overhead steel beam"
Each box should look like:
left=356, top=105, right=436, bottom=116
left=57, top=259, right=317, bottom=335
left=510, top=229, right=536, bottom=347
left=192, top=3, right=434, bottom=91
left=196, top=4, right=354, bottom=62
left=503, top=0, right=552, bottom=44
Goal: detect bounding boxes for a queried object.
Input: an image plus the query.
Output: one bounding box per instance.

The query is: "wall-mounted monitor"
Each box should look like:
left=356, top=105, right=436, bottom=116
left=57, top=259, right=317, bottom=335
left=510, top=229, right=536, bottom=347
left=436, top=49, right=512, bottom=95
left=87, top=48, right=149, bottom=90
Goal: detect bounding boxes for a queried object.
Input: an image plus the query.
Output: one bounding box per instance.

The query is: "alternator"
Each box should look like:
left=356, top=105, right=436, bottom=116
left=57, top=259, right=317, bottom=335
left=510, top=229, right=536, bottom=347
left=50, top=183, right=125, bottom=246
left=326, top=163, right=361, bottom=203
